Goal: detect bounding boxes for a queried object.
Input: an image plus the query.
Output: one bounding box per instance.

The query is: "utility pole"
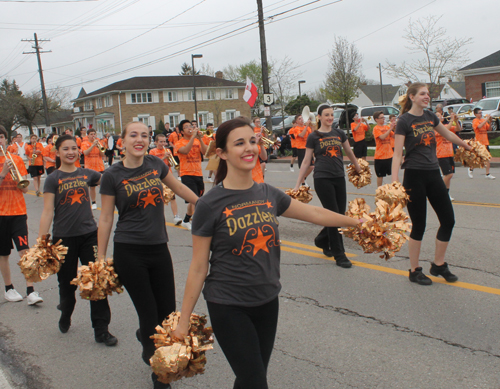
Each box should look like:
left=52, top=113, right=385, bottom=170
left=22, top=33, right=51, bottom=129
left=256, top=0, right=272, bottom=133
left=377, top=63, right=384, bottom=105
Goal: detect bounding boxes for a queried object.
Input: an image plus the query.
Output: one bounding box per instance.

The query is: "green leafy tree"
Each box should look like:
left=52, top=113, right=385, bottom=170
left=17, top=91, right=62, bottom=135
left=179, top=62, right=200, bottom=76
left=157, top=119, right=164, bottom=133
left=285, top=95, right=320, bottom=116
left=324, top=37, right=363, bottom=133
left=0, top=79, right=23, bottom=140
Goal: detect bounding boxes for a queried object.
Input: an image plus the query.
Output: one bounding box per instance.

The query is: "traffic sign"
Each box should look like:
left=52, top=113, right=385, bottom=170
left=263, top=93, right=274, bottom=105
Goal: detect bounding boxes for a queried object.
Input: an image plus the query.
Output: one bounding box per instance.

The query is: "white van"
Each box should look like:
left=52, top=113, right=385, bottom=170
left=356, top=106, right=400, bottom=125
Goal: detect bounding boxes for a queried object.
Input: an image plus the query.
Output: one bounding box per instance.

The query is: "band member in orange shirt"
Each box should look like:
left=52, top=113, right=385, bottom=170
left=252, top=117, right=268, bottom=177
left=204, top=123, right=216, bottom=182
left=168, top=125, right=182, bottom=179
left=149, top=134, right=182, bottom=225
left=8, top=134, right=27, bottom=164
left=470, top=108, right=495, bottom=179
left=350, top=113, right=369, bottom=160
left=25, top=134, right=44, bottom=196
left=251, top=133, right=268, bottom=184
left=174, top=120, right=207, bottom=230
left=435, top=112, right=460, bottom=200
left=42, top=134, right=57, bottom=175
left=287, top=118, right=299, bottom=171
left=81, top=129, right=105, bottom=209
left=292, top=114, right=313, bottom=186
left=373, top=111, right=395, bottom=187
left=0, top=125, right=43, bottom=305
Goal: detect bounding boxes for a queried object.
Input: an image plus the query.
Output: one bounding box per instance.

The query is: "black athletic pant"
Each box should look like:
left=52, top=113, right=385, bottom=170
left=314, top=177, right=347, bottom=260
left=403, top=168, right=455, bottom=241
left=105, top=150, right=114, bottom=165
left=207, top=297, right=279, bottom=389
left=113, top=242, right=176, bottom=363
left=54, top=230, right=111, bottom=336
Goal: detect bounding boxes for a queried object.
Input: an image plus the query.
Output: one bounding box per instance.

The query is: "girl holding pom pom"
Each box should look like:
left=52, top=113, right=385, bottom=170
left=392, top=83, right=471, bottom=286
left=172, top=117, right=361, bottom=389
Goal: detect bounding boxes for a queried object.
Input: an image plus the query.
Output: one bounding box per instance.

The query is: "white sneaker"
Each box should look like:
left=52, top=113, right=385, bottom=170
left=181, top=221, right=192, bottom=231
left=5, top=289, right=23, bottom=302
left=485, top=174, right=496, bottom=180
left=302, top=180, right=309, bottom=188
left=290, top=167, right=294, bottom=172
left=449, top=194, right=454, bottom=201
left=173, top=215, right=182, bottom=225
left=27, top=291, right=43, bottom=306
left=177, top=177, right=182, bottom=181
left=208, top=176, right=214, bottom=182
left=91, top=203, right=97, bottom=210
left=468, top=168, right=473, bottom=179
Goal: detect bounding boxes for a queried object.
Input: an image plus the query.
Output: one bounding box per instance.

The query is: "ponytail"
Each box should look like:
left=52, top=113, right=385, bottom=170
left=400, top=82, right=427, bottom=114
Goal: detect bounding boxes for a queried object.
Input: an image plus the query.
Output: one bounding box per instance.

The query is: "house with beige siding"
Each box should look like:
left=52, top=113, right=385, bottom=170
left=71, top=72, right=249, bottom=133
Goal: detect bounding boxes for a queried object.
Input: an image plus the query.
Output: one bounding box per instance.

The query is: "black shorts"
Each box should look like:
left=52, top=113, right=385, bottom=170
left=297, top=148, right=314, bottom=168
left=438, top=157, right=455, bottom=176
left=259, top=158, right=267, bottom=164
left=0, top=215, right=29, bottom=256
left=353, top=139, right=367, bottom=158
left=292, top=148, right=298, bottom=158
left=374, top=158, right=392, bottom=177
left=46, top=166, right=56, bottom=175
left=29, top=165, right=44, bottom=178
left=181, top=175, right=204, bottom=203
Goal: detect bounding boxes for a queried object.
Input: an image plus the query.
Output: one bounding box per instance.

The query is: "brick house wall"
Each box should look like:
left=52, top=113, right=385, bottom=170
left=464, top=73, right=500, bottom=102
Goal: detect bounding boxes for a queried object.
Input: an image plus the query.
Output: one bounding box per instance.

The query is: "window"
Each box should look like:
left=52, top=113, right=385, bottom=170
left=226, top=110, right=236, bottom=120
left=198, top=112, right=208, bottom=127
left=96, top=97, right=102, bottom=109
left=131, top=92, right=152, bottom=104
left=187, top=90, right=195, bottom=101
left=167, top=91, right=177, bottom=102
left=105, top=95, right=113, bottom=107
left=84, top=100, right=93, bottom=111
left=225, top=89, right=234, bottom=99
left=485, top=81, right=500, bottom=98
left=206, top=90, right=215, bottom=100
left=169, top=114, right=180, bottom=127
left=138, top=116, right=149, bottom=126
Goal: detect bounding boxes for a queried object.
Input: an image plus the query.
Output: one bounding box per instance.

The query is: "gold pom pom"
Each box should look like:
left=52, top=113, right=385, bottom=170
left=70, top=259, right=123, bottom=301
left=347, top=159, right=372, bottom=189
left=375, top=182, right=410, bottom=208
left=285, top=185, right=313, bottom=203
left=163, top=184, right=175, bottom=205
left=454, top=139, right=491, bottom=169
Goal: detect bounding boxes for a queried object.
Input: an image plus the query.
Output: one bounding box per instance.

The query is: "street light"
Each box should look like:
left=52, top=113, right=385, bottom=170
left=377, top=63, right=384, bottom=105
left=191, top=54, right=203, bottom=125
left=298, top=80, right=306, bottom=96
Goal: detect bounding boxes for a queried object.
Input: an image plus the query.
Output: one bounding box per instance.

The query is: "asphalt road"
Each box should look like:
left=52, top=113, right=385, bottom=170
left=0, top=162, right=499, bottom=389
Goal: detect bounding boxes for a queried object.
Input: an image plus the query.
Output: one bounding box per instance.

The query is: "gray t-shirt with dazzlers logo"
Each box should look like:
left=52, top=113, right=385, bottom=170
left=306, top=129, right=347, bottom=179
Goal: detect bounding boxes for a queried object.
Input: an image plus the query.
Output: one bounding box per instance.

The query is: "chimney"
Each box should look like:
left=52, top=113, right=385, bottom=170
left=215, top=71, right=223, bottom=79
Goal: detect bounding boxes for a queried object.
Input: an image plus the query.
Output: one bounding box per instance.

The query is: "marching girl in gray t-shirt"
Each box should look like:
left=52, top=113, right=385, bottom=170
left=171, top=117, right=362, bottom=388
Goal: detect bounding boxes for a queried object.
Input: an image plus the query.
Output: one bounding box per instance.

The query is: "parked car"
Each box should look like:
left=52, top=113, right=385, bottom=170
left=331, top=103, right=358, bottom=131
left=356, top=105, right=400, bottom=125
left=273, top=116, right=295, bottom=135
left=443, top=103, right=475, bottom=131
left=260, top=116, right=288, bottom=132
left=431, top=98, right=469, bottom=111
left=461, top=97, right=500, bottom=131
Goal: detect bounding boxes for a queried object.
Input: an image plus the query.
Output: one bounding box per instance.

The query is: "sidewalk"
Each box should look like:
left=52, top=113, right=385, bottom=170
left=269, top=155, right=500, bottom=167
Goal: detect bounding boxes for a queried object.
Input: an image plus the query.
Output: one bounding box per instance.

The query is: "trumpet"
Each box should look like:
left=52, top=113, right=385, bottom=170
left=0, top=145, right=30, bottom=189
left=165, top=151, right=179, bottom=170
left=260, top=135, right=276, bottom=147
left=31, top=153, right=37, bottom=165
left=94, top=139, right=106, bottom=153
left=201, top=128, right=213, bottom=137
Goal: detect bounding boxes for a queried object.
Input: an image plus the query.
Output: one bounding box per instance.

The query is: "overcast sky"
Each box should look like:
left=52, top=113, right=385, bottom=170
left=0, top=0, right=497, bottom=102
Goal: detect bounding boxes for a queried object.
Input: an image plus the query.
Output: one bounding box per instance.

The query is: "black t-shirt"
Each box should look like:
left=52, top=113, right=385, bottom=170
left=192, top=182, right=292, bottom=307
left=396, top=111, right=440, bottom=170
left=100, top=155, right=170, bottom=244
left=43, top=168, right=100, bottom=237
left=306, top=129, right=347, bottom=179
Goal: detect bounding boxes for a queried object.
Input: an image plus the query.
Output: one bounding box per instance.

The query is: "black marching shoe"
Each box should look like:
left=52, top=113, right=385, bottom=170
left=95, top=332, right=118, bottom=346
left=430, top=262, right=458, bottom=282
left=58, top=317, right=71, bottom=334
left=409, top=267, right=432, bottom=285
left=335, top=256, right=352, bottom=268
left=323, top=248, right=334, bottom=257
left=136, top=328, right=142, bottom=342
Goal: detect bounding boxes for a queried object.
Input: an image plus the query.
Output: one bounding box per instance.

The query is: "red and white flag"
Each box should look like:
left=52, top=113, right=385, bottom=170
left=243, top=77, right=258, bottom=107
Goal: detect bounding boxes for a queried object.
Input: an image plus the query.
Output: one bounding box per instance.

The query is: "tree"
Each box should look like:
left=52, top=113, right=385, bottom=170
left=324, top=36, right=363, bottom=133
left=157, top=119, right=164, bottom=133
left=385, top=15, right=472, bottom=98
left=17, top=90, right=62, bottom=135
left=285, top=95, right=321, bottom=116
left=269, top=56, right=302, bottom=119
left=198, top=63, right=216, bottom=77
left=0, top=79, right=23, bottom=140
left=179, top=62, right=200, bottom=76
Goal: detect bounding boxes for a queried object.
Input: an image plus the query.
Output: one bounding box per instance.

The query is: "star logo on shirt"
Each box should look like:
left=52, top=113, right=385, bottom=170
left=326, top=147, right=339, bottom=157
left=265, top=200, right=273, bottom=209
left=247, top=227, right=272, bottom=255
left=58, top=179, right=63, bottom=185
left=153, top=170, right=158, bottom=176
left=69, top=191, right=85, bottom=204
left=142, top=190, right=159, bottom=208
left=84, top=175, right=88, bottom=179
left=122, top=179, right=129, bottom=185
left=223, top=207, right=233, bottom=217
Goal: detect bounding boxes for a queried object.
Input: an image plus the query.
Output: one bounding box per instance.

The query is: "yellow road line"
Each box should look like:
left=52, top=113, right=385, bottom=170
left=281, top=240, right=357, bottom=258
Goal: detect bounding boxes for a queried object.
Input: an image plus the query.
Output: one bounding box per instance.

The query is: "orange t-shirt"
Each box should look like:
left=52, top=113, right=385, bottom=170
left=251, top=145, right=264, bottom=183
left=472, top=118, right=490, bottom=146
left=373, top=125, right=394, bottom=160
left=435, top=126, right=456, bottom=159
left=42, top=144, right=57, bottom=168
left=149, top=147, right=173, bottom=171
left=294, top=126, right=311, bottom=149
left=174, top=138, right=203, bottom=177
left=116, top=138, right=124, bottom=155
left=202, top=135, right=212, bottom=146
left=254, top=126, right=262, bottom=134
left=0, top=155, right=28, bottom=216
left=75, top=136, right=82, bottom=148
left=351, top=122, right=369, bottom=142
left=25, top=142, right=44, bottom=166
left=168, top=132, right=181, bottom=156
left=7, top=143, right=19, bottom=155
left=81, top=140, right=105, bottom=172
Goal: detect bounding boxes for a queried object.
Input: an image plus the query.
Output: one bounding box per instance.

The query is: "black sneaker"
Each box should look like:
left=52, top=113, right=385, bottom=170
left=152, top=373, right=171, bottom=389
left=430, top=262, right=458, bottom=283
left=136, top=328, right=142, bottom=343
left=336, top=256, right=352, bottom=268
left=95, top=332, right=118, bottom=346
left=323, top=248, right=334, bottom=257
left=409, top=267, right=432, bottom=285
left=59, top=317, right=71, bottom=334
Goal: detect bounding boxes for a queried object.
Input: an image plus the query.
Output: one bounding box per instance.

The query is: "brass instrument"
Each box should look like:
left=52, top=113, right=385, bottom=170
left=0, top=145, right=30, bottom=189
left=165, top=151, right=179, bottom=170
left=201, top=128, right=213, bottom=137
left=31, top=152, right=37, bottom=165
left=94, top=139, right=106, bottom=153
left=260, top=135, right=276, bottom=148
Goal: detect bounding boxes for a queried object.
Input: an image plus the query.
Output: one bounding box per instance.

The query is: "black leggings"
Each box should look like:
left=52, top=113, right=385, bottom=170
left=113, top=242, right=176, bottom=363
left=54, top=230, right=111, bottom=336
left=314, top=177, right=347, bottom=259
left=207, top=297, right=279, bottom=389
left=403, top=169, right=455, bottom=241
